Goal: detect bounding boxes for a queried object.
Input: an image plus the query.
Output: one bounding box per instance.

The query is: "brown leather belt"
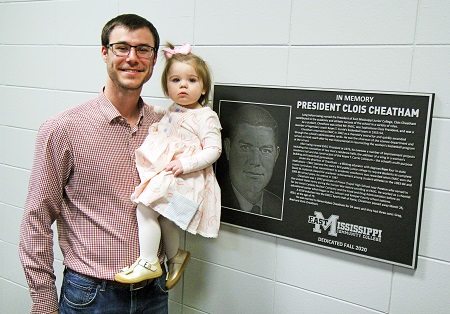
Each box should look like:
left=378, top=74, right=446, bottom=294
left=65, top=268, right=154, bottom=291
left=106, top=278, right=153, bottom=291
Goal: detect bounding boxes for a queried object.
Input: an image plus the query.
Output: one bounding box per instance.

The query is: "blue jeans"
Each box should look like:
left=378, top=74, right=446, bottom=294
left=59, top=268, right=168, bottom=314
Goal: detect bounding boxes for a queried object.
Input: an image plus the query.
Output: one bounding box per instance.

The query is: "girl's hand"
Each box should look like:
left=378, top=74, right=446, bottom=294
left=146, top=104, right=155, bottom=110
left=165, top=160, right=184, bottom=177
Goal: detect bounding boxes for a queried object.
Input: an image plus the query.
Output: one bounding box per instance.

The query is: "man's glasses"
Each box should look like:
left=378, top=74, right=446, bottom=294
left=107, top=43, right=155, bottom=59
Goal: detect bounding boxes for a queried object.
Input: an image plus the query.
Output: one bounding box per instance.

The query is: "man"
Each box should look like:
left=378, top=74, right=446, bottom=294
left=222, top=105, right=283, bottom=219
left=19, top=14, right=168, bottom=314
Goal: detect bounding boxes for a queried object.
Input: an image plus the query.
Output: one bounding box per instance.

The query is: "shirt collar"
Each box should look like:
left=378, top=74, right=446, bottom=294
left=231, top=183, right=263, bottom=213
left=97, top=90, right=145, bottom=125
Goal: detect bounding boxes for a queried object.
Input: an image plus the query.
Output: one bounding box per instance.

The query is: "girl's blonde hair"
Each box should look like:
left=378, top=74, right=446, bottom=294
left=161, top=43, right=212, bottom=106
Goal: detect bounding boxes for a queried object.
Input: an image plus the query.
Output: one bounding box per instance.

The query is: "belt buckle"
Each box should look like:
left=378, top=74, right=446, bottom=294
left=129, top=279, right=149, bottom=291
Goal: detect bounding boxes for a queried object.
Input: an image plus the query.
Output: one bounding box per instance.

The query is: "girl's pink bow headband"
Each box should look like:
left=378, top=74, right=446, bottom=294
left=163, top=43, right=192, bottom=60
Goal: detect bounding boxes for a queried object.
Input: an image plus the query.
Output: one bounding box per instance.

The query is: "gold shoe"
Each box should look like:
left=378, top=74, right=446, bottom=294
left=114, top=258, right=162, bottom=283
left=166, top=249, right=191, bottom=289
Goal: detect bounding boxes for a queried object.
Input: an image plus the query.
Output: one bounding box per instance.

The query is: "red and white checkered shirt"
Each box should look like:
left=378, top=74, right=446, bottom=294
left=19, top=92, right=163, bottom=314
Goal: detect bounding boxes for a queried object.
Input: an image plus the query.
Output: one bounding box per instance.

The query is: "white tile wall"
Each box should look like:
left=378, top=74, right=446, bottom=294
left=197, top=47, right=289, bottom=86
left=390, top=257, right=450, bottom=313
left=0, top=280, right=2, bottom=314
left=2, top=127, right=36, bottom=170
left=416, top=0, right=450, bottom=44
left=0, top=125, right=4, bottom=164
left=182, top=306, right=208, bottom=314
left=3, top=46, right=57, bottom=89
left=0, top=47, right=4, bottom=84
left=0, top=245, right=3, bottom=287
left=55, top=0, right=118, bottom=46
left=1, top=166, right=29, bottom=208
left=169, top=301, right=183, bottom=314
left=274, top=283, right=381, bottom=314
left=0, top=279, right=32, bottom=314
left=0, top=87, right=57, bottom=130
left=2, top=1, right=450, bottom=313
left=0, top=204, right=23, bottom=246
left=1, top=241, right=27, bottom=286
left=1, top=1, right=56, bottom=45
left=276, top=239, right=392, bottom=312
left=54, top=46, right=105, bottom=92
left=425, top=119, right=450, bottom=190
left=0, top=166, right=4, bottom=203
left=290, top=0, right=418, bottom=45
left=119, top=0, right=195, bottom=46
left=187, top=224, right=277, bottom=279
left=54, top=259, right=64, bottom=295
left=0, top=0, right=47, bottom=2
left=194, top=0, right=292, bottom=45
left=419, top=189, right=450, bottom=262
left=411, top=46, right=450, bottom=118
left=183, top=259, right=275, bottom=314
left=287, top=47, right=413, bottom=91
left=51, top=224, right=63, bottom=262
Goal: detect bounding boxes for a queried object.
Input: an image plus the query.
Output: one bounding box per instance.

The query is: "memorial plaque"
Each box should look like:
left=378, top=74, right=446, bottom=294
left=214, top=84, right=434, bottom=268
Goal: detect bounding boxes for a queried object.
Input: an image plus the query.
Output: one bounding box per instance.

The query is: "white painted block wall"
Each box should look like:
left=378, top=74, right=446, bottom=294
left=1, top=0, right=449, bottom=313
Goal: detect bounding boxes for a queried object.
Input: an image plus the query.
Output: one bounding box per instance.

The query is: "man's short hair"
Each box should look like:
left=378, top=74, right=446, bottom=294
left=101, top=14, right=160, bottom=52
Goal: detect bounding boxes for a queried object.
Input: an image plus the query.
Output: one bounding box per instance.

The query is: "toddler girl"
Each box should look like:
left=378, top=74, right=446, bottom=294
left=114, top=43, right=222, bottom=289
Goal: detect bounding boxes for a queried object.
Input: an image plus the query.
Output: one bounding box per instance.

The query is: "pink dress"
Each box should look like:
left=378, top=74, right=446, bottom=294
left=132, top=103, right=222, bottom=238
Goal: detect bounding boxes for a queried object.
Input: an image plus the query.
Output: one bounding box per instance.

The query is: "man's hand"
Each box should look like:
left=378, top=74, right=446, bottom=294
left=165, top=160, right=183, bottom=177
